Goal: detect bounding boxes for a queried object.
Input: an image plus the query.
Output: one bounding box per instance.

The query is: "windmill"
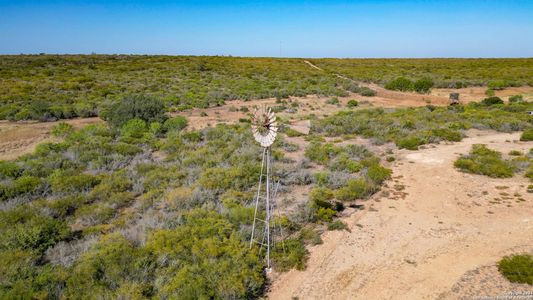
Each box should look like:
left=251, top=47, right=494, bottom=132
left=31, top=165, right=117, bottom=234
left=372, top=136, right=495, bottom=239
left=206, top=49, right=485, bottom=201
left=249, top=105, right=279, bottom=270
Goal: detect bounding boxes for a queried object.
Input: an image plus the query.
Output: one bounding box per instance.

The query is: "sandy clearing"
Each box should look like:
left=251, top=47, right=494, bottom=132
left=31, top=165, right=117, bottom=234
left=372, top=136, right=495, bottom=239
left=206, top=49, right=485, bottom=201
left=0, top=117, right=101, bottom=160
left=268, top=130, right=533, bottom=300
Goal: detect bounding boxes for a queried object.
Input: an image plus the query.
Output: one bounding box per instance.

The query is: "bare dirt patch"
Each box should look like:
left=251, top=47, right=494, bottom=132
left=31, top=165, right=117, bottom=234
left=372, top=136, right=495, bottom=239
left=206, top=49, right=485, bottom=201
left=268, top=131, right=533, bottom=300
left=0, top=118, right=101, bottom=160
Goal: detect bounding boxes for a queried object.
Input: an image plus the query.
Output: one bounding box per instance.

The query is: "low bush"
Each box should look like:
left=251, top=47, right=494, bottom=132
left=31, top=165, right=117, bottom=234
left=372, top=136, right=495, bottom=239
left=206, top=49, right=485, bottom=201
left=347, top=100, right=359, bottom=108
left=481, top=96, right=504, bottom=106
left=335, top=179, right=372, bottom=201
left=359, top=87, right=377, bottom=96
left=284, top=128, right=304, bottom=137
left=396, top=136, right=426, bottom=150
left=454, top=144, right=515, bottom=178
left=1, top=176, right=42, bottom=201
left=120, top=118, right=147, bottom=138
left=0, top=161, right=22, bottom=179
left=163, top=116, right=188, bottom=132
left=385, top=77, right=414, bottom=91
left=327, top=220, right=348, bottom=231
left=487, top=80, right=509, bottom=90
left=366, top=164, right=392, bottom=184
left=520, top=129, right=533, bottom=141
left=105, top=95, right=167, bottom=128
left=305, top=142, right=337, bottom=165
left=49, top=171, right=101, bottom=194
left=271, top=238, right=308, bottom=272
left=51, top=122, right=74, bottom=138
left=508, top=94, right=523, bottom=103
left=413, top=78, right=434, bottom=93
left=326, top=97, right=339, bottom=105
left=309, top=187, right=334, bottom=204
left=498, top=254, right=532, bottom=285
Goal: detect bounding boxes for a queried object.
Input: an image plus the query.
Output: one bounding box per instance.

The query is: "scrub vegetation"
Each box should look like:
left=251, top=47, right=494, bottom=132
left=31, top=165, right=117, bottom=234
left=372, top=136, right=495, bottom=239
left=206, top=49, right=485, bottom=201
left=0, top=94, right=392, bottom=298
left=312, top=101, right=533, bottom=150
left=454, top=146, right=532, bottom=180
left=0, top=55, right=354, bottom=121
left=310, top=58, right=533, bottom=88
left=2, top=55, right=533, bottom=121
left=498, top=254, right=533, bottom=285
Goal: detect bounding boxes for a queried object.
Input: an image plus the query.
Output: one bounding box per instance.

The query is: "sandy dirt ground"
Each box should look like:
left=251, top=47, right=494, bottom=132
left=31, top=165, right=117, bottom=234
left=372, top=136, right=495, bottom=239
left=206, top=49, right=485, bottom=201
left=268, top=130, right=533, bottom=300
left=0, top=117, right=101, bottom=160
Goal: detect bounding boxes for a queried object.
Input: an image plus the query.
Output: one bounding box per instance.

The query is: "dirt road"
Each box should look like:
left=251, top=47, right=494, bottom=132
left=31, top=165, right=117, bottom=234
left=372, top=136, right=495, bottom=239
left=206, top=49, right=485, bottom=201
left=268, top=131, right=533, bottom=299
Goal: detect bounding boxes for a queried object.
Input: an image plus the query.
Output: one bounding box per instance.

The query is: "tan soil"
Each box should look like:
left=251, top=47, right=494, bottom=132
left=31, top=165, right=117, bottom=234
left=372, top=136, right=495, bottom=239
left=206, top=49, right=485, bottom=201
left=268, top=130, right=533, bottom=300
left=0, top=117, right=101, bottom=160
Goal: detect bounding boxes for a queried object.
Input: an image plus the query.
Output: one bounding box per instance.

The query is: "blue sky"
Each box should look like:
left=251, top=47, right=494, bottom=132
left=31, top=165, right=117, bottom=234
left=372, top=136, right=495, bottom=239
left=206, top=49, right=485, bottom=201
left=0, top=0, right=532, bottom=57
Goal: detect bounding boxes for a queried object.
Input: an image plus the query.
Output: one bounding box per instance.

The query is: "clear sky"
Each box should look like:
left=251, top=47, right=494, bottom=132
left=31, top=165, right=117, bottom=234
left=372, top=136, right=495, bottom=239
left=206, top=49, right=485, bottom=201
left=1, top=0, right=532, bottom=58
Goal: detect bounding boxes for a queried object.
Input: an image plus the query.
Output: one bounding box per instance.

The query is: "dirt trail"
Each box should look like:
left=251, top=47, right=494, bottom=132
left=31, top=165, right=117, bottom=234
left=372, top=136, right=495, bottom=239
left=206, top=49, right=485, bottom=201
left=268, top=131, right=533, bottom=299
left=304, top=60, right=324, bottom=71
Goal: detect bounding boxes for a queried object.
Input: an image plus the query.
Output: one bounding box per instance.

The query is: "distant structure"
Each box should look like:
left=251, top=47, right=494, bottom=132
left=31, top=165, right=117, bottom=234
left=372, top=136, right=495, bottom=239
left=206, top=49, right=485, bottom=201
left=449, top=93, right=460, bottom=105
left=249, top=106, right=279, bottom=270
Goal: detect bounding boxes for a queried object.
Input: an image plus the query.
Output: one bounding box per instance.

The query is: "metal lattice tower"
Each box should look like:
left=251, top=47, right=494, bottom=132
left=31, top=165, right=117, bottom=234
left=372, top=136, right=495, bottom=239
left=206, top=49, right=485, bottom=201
left=249, top=106, right=279, bottom=270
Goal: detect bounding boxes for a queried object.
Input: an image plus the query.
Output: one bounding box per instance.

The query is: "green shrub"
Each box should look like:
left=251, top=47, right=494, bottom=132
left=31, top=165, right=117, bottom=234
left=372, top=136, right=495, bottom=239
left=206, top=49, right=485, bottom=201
left=508, top=94, right=523, bottom=103
left=326, top=97, right=339, bottom=105
left=51, top=122, right=74, bottom=138
left=147, top=210, right=265, bottom=298
left=315, top=207, right=336, bottom=222
left=347, top=100, right=359, bottom=107
left=385, top=77, right=414, bottom=91
left=327, top=220, right=348, bottom=231
left=65, top=233, right=156, bottom=298
left=498, top=254, right=532, bottom=285
left=299, top=227, right=323, bottom=245
left=367, top=164, right=392, bottom=184
left=105, top=95, right=167, bottom=128
left=430, top=128, right=463, bottom=142
left=0, top=209, right=70, bottom=254
left=454, top=144, right=515, bottom=178
left=335, top=179, right=371, bottom=201
left=284, top=128, right=304, bottom=137
left=163, top=116, right=188, bottom=132
left=0, top=161, right=22, bottom=179
left=49, top=171, right=100, bottom=194
left=359, top=87, right=377, bottom=96
left=509, top=150, right=522, bottom=156
left=413, top=78, right=434, bottom=93
left=520, top=129, right=533, bottom=141
left=487, top=80, right=509, bottom=90
left=309, top=187, right=334, bottom=204
left=121, top=118, right=147, bottom=138
left=485, top=89, right=495, bottom=97
left=1, top=176, right=42, bottom=201
left=305, top=142, right=337, bottom=165
left=271, top=238, right=308, bottom=272
left=481, top=96, right=504, bottom=106
left=396, top=136, right=426, bottom=150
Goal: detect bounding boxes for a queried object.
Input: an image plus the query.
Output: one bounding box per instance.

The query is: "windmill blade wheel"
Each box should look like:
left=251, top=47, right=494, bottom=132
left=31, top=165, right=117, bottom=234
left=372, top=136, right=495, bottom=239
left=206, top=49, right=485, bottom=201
left=251, top=106, right=278, bottom=147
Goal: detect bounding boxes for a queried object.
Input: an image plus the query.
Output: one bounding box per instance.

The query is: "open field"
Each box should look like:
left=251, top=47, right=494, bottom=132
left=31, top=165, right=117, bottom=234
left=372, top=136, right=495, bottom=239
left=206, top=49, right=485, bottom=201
left=310, top=58, right=533, bottom=87
left=2, top=84, right=532, bottom=161
left=0, top=55, right=532, bottom=299
left=2, top=55, right=533, bottom=121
